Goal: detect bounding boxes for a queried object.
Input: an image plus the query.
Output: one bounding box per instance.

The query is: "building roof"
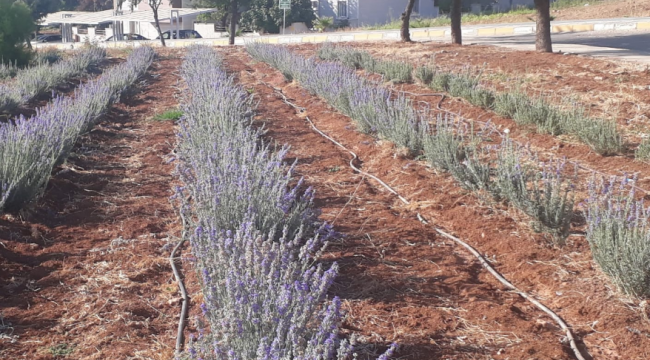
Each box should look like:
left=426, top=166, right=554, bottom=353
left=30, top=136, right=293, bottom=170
left=40, top=11, right=90, bottom=25
left=106, top=8, right=216, bottom=23
left=40, top=8, right=215, bottom=26
left=42, top=10, right=116, bottom=25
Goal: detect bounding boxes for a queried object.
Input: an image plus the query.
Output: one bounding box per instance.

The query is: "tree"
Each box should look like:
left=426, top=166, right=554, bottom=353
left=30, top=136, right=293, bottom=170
left=240, top=0, right=315, bottom=35
left=534, top=0, right=552, bottom=52
left=400, top=0, right=416, bottom=42
left=450, top=0, right=461, bottom=45
left=74, top=0, right=115, bottom=11
left=228, top=0, right=239, bottom=44
left=130, top=0, right=167, bottom=46
left=19, top=0, right=62, bottom=22
left=195, top=0, right=252, bottom=45
left=0, top=0, right=36, bottom=66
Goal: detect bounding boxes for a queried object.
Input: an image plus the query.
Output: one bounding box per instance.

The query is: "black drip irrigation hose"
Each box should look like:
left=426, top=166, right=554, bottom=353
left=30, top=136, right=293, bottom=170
left=266, top=83, right=590, bottom=360
left=170, top=204, right=190, bottom=356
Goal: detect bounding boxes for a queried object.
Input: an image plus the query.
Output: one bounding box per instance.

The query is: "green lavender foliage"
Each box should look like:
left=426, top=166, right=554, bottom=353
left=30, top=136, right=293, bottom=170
left=636, top=138, right=650, bottom=161
left=494, top=90, right=528, bottom=118
left=495, top=139, right=575, bottom=243
left=560, top=106, right=623, bottom=155
left=586, top=176, right=650, bottom=297
left=414, top=65, right=434, bottom=85
left=317, top=44, right=413, bottom=83
left=373, top=57, right=624, bottom=156
left=253, top=43, right=576, bottom=244
left=422, top=117, right=490, bottom=192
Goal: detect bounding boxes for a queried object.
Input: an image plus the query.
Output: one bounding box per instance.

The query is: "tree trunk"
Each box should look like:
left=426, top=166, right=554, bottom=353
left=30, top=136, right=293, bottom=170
left=229, top=0, right=238, bottom=45
left=400, top=0, right=416, bottom=42
left=450, top=0, right=462, bottom=45
left=152, top=5, right=166, bottom=47
left=534, top=0, right=552, bottom=52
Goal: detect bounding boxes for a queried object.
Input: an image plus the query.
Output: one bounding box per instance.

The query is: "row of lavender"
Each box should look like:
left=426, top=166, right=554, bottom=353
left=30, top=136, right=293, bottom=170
left=247, top=43, right=650, bottom=298
left=0, top=49, right=63, bottom=80
left=318, top=44, right=623, bottom=157
left=0, top=47, right=106, bottom=113
left=0, top=46, right=155, bottom=213
left=175, top=45, right=395, bottom=359
left=246, top=43, right=574, bottom=242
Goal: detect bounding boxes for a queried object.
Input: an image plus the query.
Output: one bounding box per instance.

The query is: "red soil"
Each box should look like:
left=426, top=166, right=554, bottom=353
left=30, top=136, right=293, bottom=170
left=0, top=51, right=186, bottom=359
left=222, top=46, right=650, bottom=360
left=3, top=40, right=650, bottom=360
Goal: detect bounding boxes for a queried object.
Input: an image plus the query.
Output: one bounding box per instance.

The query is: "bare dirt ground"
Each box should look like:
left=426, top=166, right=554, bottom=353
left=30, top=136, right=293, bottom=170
left=3, top=40, right=650, bottom=360
left=0, top=50, right=185, bottom=359
left=223, top=46, right=650, bottom=359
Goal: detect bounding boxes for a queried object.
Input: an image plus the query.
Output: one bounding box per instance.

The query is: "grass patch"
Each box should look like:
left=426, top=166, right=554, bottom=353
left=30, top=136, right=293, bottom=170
left=153, top=108, right=183, bottom=121
left=362, top=0, right=605, bottom=30
left=49, top=343, right=74, bottom=357
left=636, top=138, right=650, bottom=161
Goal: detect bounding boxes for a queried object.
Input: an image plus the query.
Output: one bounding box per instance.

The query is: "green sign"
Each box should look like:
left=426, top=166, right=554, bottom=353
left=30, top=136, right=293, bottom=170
left=279, top=0, right=291, bottom=10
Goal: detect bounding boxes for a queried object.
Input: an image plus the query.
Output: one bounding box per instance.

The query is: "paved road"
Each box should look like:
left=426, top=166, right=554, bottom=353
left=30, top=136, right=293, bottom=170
left=460, top=29, right=650, bottom=64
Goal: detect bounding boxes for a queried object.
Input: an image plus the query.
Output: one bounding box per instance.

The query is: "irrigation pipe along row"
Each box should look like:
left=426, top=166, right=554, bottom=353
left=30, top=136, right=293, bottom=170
left=170, top=199, right=190, bottom=356
left=266, top=83, right=589, bottom=360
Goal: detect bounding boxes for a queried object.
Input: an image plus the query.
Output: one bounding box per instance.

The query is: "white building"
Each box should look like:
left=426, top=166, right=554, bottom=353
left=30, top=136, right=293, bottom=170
left=313, top=0, right=440, bottom=27
left=40, top=1, right=213, bottom=43
left=312, top=0, right=536, bottom=27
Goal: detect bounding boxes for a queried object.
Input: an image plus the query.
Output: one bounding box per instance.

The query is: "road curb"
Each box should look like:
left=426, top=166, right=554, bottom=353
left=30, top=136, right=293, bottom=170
left=34, top=17, right=650, bottom=50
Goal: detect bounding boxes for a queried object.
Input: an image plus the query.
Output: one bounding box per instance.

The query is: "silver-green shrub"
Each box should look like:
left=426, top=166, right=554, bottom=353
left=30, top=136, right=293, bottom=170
left=586, top=176, right=650, bottom=297
left=636, top=138, right=650, bottom=161
left=494, top=90, right=528, bottom=118
left=0, top=61, right=19, bottom=80
left=512, top=96, right=564, bottom=135
left=414, top=65, right=434, bottom=85
left=422, top=116, right=491, bottom=192
left=316, top=44, right=412, bottom=83
left=495, top=139, right=575, bottom=243
left=561, top=106, right=623, bottom=155
left=0, top=47, right=153, bottom=212
left=0, top=47, right=105, bottom=113
left=178, top=44, right=397, bottom=360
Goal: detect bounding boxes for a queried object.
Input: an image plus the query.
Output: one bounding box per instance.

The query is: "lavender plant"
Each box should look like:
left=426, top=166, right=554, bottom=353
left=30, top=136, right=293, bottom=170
left=0, top=47, right=106, bottom=113
left=249, top=43, right=422, bottom=153
left=178, top=45, right=396, bottom=360
left=585, top=176, right=650, bottom=297
left=429, top=71, right=452, bottom=92
left=422, top=116, right=491, bottom=192
left=32, top=49, right=63, bottom=65
left=0, top=61, right=19, bottom=80
left=511, top=96, right=564, bottom=135
left=0, top=47, right=154, bottom=212
left=186, top=220, right=354, bottom=360
left=414, top=65, right=434, bottom=85
left=560, top=106, right=623, bottom=155
left=636, top=138, right=650, bottom=161
left=422, top=115, right=467, bottom=172
left=495, top=139, right=575, bottom=243
left=252, top=44, right=578, bottom=244
left=494, top=90, right=528, bottom=118
left=317, top=45, right=412, bottom=83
